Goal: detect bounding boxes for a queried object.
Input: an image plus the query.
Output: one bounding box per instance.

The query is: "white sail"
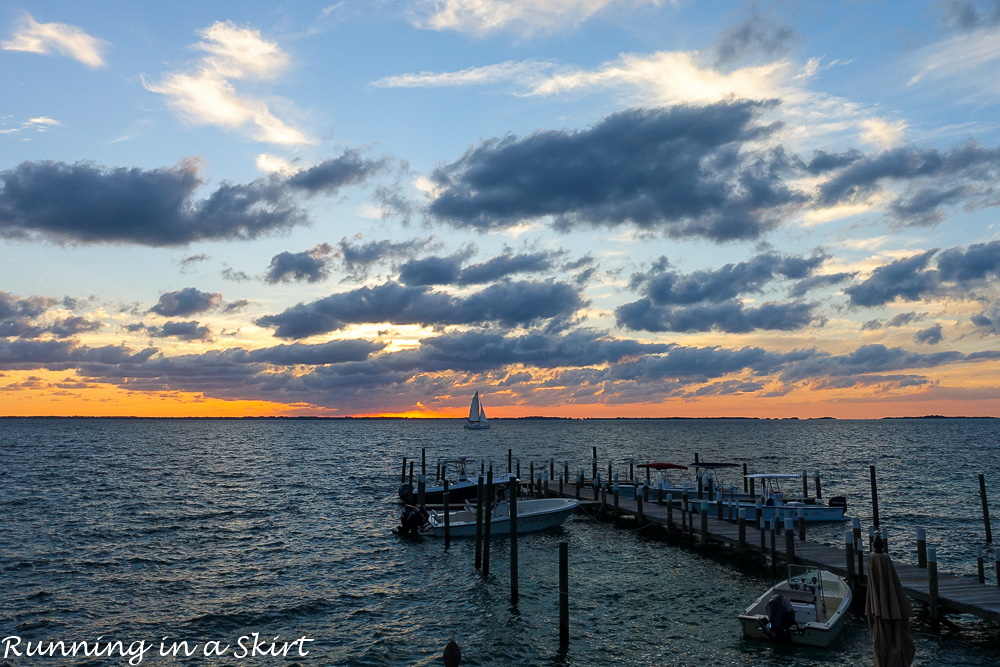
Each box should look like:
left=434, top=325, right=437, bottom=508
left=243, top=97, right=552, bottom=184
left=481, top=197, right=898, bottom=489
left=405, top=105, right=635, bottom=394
left=465, top=391, right=490, bottom=429
left=468, top=391, right=481, bottom=421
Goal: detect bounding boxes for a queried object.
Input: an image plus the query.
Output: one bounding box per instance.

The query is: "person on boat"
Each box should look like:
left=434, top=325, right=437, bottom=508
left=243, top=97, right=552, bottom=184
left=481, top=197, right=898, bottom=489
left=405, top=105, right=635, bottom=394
left=442, top=640, right=461, bottom=666
left=394, top=505, right=430, bottom=535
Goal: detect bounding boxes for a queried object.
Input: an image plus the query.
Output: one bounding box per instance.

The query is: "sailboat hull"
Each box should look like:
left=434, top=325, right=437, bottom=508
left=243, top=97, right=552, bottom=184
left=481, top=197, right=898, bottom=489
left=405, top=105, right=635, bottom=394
left=464, top=422, right=490, bottom=429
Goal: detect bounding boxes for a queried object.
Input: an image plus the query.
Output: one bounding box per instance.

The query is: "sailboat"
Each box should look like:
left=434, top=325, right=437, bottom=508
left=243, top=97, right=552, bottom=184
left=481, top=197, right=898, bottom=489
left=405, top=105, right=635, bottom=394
left=464, top=391, right=490, bottom=430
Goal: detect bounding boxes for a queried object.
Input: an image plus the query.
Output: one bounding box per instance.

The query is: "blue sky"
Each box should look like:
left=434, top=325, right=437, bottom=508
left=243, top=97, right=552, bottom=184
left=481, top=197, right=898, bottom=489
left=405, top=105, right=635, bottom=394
left=3, top=0, right=1000, bottom=417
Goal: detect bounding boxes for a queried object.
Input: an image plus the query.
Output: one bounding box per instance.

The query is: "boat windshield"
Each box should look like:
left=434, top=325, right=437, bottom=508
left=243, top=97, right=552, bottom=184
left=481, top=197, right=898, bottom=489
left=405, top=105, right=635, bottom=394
left=787, top=565, right=825, bottom=602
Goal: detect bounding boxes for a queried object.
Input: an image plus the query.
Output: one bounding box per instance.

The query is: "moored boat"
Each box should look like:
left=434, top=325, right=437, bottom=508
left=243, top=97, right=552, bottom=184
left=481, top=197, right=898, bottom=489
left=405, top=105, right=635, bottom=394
left=398, top=457, right=511, bottom=504
left=418, top=497, right=580, bottom=537
left=739, top=565, right=852, bottom=647
left=741, top=473, right=847, bottom=523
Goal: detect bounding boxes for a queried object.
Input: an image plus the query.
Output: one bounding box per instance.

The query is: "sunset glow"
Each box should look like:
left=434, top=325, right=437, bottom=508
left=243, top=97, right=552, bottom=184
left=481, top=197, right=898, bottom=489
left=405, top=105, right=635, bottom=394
left=4, top=3, right=1000, bottom=418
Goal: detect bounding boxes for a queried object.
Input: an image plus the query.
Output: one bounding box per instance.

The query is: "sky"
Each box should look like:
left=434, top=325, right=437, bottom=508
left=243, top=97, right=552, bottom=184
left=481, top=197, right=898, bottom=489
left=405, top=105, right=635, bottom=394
left=3, top=1, right=1000, bottom=418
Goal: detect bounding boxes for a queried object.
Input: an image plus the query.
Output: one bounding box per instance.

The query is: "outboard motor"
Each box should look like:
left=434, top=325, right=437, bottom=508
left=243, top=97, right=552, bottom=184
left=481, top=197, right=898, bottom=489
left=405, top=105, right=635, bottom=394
left=762, top=593, right=796, bottom=643
left=398, top=482, right=413, bottom=501
left=394, top=505, right=429, bottom=535
left=828, top=496, right=847, bottom=511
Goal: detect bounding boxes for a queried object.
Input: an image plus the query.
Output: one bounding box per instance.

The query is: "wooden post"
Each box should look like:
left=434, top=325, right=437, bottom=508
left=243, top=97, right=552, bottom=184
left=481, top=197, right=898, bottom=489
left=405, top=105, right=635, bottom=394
left=593, top=473, right=600, bottom=500
left=550, top=458, right=555, bottom=482
left=637, top=493, right=644, bottom=526
left=643, top=480, right=649, bottom=503
left=802, top=470, right=809, bottom=500
left=749, top=473, right=755, bottom=499
left=882, top=526, right=889, bottom=554
left=917, top=527, right=927, bottom=568
left=483, top=469, right=493, bottom=578
left=421, top=447, right=426, bottom=477
left=443, top=479, right=451, bottom=548
left=559, top=473, right=564, bottom=496
left=607, top=460, right=613, bottom=486
left=845, top=530, right=856, bottom=593
left=738, top=508, right=747, bottom=565
left=928, top=546, right=939, bottom=626
left=417, top=474, right=426, bottom=506
left=475, top=477, right=484, bottom=569
left=564, top=463, right=569, bottom=487
left=814, top=472, right=822, bottom=499
left=508, top=448, right=512, bottom=474
left=978, top=545, right=985, bottom=584
left=857, top=535, right=865, bottom=583
left=529, top=462, right=534, bottom=498
left=755, top=497, right=762, bottom=528
left=759, top=521, right=767, bottom=570
left=707, top=472, right=715, bottom=503
left=559, top=542, right=569, bottom=650
left=870, top=465, right=880, bottom=528
left=980, top=473, right=993, bottom=544
left=798, top=505, right=806, bottom=541
left=629, top=458, right=634, bottom=483
left=785, top=516, right=795, bottom=565
left=592, top=446, right=597, bottom=481
left=666, top=494, right=674, bottom=532
left=681, top=492, right=689, bottom=543
left=700, top=501, right=708, bottom=553
left=559, top=541, right=569, bottom=650
left=516, top=459, right=521, bottom=481
left=400, top=457, right=408, bottom=483
left=743, top=462, right=749, bottom=493
left=995, top=547, right=1000, bottom=588
left=770, top=521, right=777, bottom=574
left=575, top=470, right=581, bottom=500
left=646, top=461, right=651, bottom=484
left=510, top=479, right=519, bottom=604
left=613, top=483, right=620, bottom=521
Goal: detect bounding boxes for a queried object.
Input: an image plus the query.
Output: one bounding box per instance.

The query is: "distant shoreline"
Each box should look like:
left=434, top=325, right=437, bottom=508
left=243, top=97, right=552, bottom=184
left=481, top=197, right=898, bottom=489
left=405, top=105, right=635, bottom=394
left=0, top=415, right=995, bottom=421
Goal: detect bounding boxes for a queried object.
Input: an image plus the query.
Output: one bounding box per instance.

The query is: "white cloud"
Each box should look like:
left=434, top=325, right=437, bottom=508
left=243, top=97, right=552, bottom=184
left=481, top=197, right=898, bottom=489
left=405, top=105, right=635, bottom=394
left=859, top=117, right=906, bottom=149
left=906, top=25, right=1000, bottom=103
left=2, top=14, right=107, bottom=67
left=256, top=153, right=296, bottom=174
left=411, top=0, right=666, bottom=36
left=144, top=21, right=312, bottom=146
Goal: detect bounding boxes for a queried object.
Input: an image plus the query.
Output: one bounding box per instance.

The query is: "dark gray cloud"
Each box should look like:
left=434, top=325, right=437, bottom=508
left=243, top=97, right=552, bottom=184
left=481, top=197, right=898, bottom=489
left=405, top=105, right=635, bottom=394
left=779, top=344, right=963, bottom=383
left=247, top=339, right=386, bottom=365
left=338, top=236, right=434, bottom=274
left=149, top=287, right=222, bottom=317
left=844, top=250, right=940, bottom=307
left=458, top=251, right=557, bottom=285
left=285, top=150, right=386, bottom=194
left=788, top=272, right=854, bottom=298
left=805, top=149, right=863, bottom=175
left=816, top=143, right=1000, bottom=227
left=616, top=298, right=818, bottom=333
left=712, top=13, right=796, bottom=66
left=398, top=254, right=462, bottom=286
left=915, top=324, right=944, bottom=345
left=48, top=316, right=103, bottom=338
left=256, top=280, right=586, bottom=339
left=398, top=250, right=558, bottom=286
left=936, top=240, right=1000, bottom=281
left=629, top=252, right=826, bottom=306
left=941, top=0, right=1000, bottom=31
left=265, top=243, right=336, bottom=284
left=0, top=151, right=384, bottom=246
left=149, top=321, right=213, bottom=341
left=429, top=101, right=804, bottom=241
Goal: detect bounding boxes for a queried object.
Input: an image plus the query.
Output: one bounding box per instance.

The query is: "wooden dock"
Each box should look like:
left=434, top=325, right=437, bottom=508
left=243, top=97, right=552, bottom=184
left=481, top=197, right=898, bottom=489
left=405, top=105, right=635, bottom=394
left=543, top=480, right=1000, bottom=624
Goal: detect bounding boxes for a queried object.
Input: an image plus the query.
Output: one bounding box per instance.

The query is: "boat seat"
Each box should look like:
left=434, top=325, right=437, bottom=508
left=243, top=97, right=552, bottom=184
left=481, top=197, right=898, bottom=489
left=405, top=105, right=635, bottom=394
left=791, top=602, right=816, bottom=624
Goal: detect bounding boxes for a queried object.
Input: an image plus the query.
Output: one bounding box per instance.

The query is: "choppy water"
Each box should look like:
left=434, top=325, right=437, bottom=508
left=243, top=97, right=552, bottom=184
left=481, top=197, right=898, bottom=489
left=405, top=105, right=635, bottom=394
left=3, top=417, right=1000, bottom=665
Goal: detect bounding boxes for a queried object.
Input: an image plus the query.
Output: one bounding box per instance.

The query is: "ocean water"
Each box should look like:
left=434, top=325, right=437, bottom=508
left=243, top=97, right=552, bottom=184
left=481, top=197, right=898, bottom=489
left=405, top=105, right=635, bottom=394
left=3, top=417, right=1000, bottom=666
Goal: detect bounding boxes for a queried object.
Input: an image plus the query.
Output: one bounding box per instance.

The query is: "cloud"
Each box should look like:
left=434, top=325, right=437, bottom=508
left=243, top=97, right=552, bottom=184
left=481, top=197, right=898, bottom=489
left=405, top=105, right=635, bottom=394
left=940, top=1, right=1000, bottom=31
left=143, top=21, right=311, bottom=145
left=616, top=298, right=818, bottom=333
left=265, top=243, right=336, bottom=283
left=815, top=142, right=1000, bottom=227
left=429, top=102, right=804, bottom=241
left=0, top=154, right=382, bottom=246
left=255, top=279, right=586, bottom=339
left=409, top=0, right=664, bottom=36
left=149, top=288, right=222, bottom=317
left=338, top=236, right=436, bottom=275
left=398, top=250, right=558, bottom=286
left=936, top=240, right=1000, bottom=281
left=2, top=14, right=107, bottom=67
left=711, top=12, right=796, bottom=67
left=915, top=324, right=944, bottom=345
left=148, top=321, right=213, bottom=341
left=844, top=251, right=940, bottom=307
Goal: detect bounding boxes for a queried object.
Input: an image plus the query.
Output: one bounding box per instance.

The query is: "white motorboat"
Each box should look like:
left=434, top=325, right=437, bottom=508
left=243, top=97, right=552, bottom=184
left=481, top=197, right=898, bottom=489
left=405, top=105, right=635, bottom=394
left=739, top=565, right=852, bottom=647
left=741, top=474, right=847, bottom=523
left=397, top=458, right=510, bottom=504
left=464, top=391, right=489, bottom=429
left=419, top=497, right=579, bottom=537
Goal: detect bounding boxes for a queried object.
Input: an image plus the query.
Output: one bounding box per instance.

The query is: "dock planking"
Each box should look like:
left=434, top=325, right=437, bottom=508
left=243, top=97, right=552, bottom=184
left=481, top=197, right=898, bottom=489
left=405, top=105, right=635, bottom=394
left=548, top=480, right=1000, bottom=624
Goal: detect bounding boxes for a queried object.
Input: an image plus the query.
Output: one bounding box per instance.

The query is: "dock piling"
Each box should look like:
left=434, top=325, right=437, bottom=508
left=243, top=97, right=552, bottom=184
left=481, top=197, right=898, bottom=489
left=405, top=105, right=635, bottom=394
left=400, top=457, right=408, bottom=483
left=917, top=527, right=927, bottom=568
left=978, top=545, right=985, bottom=584
left=475, top=477, right=484, bottom=569
left=980, top=473, right=992, bottom=544
left=700, top=501, right=708, bottom=553
left=510, top=479, right=519, bottom=604
left=483, top=469, right=493, bottom=578
left=845, top=530, right=856, bottom=593
left=929, top=546, right=940, bottom=626
left=559, top=542, right=569, bottom=650
left=870, top=465, right=880, bottom=528
left=785, top=516, right=795, bottom=565
left=443, top=479, right=451, bottom=548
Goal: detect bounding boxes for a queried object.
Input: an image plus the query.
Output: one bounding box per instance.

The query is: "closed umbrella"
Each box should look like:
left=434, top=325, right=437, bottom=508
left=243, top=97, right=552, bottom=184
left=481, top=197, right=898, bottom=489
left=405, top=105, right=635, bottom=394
left=866, top=536, right=915, bottom=667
